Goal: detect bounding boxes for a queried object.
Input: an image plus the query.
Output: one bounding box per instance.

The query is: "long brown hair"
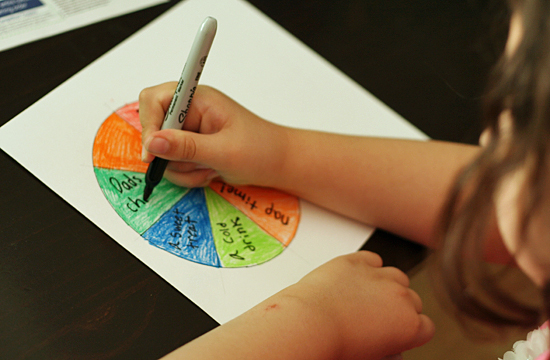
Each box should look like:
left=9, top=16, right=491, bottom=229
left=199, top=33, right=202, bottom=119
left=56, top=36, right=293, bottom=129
left=435, top=0, right=550, bottom=334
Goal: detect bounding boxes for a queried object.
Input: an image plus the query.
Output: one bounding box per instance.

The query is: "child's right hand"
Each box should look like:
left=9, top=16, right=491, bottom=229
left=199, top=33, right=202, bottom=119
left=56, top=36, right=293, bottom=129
left=139, top=83, right=289, bottom=189
left=139, top=82, right=486, bottom=262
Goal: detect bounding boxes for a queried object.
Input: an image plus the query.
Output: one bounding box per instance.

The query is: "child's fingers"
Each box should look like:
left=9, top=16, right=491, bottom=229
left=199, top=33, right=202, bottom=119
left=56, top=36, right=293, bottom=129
left=165, top=167, right=219, bottom=188
left=407, top=288, right=424, bottom=314
left=166, top=161, right=211, bottom=173
left=351, top=250, right=384, bottom=268
left=380, top=266, right=410, bottom=287
left=163, top=161, right=219, bottom=188
left=143, top=128, right=224, bottom=167
left=410, top=314, right=436, bottom=349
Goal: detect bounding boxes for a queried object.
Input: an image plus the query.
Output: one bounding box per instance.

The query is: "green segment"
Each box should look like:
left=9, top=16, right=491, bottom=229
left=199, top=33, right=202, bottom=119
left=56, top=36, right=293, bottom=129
left=204, top=187, right=284, bottom=267
left=94, top=168, right=189, bottom=234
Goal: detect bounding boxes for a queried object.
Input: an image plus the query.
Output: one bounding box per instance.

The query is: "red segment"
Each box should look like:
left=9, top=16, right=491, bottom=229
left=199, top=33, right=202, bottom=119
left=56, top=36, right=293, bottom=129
left=116, top=101, right=142, bottom=133
left=208, top=181, right=300, bottom=246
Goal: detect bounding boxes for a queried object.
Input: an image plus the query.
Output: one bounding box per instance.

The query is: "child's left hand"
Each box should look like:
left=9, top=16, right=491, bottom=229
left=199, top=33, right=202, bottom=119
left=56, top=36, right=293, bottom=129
left=282, top=251, right=435, bottom=359
left=164, top=251, right=434, bottom=360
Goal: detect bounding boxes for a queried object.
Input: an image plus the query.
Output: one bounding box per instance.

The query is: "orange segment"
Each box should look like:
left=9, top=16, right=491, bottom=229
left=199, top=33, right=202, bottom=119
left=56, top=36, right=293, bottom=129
left=208, top=181, right=300, bottom=246
left=93, top=113, right=148, bottom=173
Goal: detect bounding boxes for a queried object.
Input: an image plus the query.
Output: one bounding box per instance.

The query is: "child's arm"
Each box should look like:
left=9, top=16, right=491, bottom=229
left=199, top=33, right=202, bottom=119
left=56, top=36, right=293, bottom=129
left=139, top=83, right=508, bottom=261
left=160, top=251, right=435, bottom=360
left=277, top=130, right=479, bottom=248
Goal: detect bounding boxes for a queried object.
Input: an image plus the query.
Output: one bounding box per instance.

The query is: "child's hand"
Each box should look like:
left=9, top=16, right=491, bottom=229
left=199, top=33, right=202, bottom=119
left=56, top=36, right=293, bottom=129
left=139, top=83, right=288, bottom=188
left=281, top=251, right=435, bottom=359
left=166, top=251, right=435, bottom=360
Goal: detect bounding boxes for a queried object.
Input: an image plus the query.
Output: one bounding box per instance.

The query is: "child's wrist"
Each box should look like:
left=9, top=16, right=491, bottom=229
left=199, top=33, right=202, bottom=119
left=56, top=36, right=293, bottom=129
left=253, top=123, right=294, bottom=189
left=260, top=125, right=300, bottom=191
left=266, top=285, right=342, bottom=360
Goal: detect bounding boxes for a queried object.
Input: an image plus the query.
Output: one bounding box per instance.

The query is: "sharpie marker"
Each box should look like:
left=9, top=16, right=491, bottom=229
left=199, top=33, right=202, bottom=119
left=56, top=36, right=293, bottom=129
left=143, top=17, right=217, bottom=201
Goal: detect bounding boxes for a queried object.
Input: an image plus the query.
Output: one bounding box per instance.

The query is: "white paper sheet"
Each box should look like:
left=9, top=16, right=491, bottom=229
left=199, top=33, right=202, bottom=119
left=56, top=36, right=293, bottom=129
left=0, top=0, right=428, bottom=324
left=0, top=0, right=168, bottom=52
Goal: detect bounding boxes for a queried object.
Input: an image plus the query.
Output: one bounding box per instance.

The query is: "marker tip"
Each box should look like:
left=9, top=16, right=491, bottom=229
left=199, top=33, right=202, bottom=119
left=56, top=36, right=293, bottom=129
left=143, top=186, right=152, bottom=201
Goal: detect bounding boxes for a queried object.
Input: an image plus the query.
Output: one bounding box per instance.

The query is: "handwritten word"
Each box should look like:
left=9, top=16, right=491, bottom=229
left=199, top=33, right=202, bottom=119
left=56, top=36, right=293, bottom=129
left=126, top=196, right=147, bottom=213
left=109, top=174, right=142, bottom=194
left=218, top=183, right=258, bottom=211
left=108, top=173, right=147, bottom=213
left=168, top=209, right=199, bottom=250
left=216, top=217, right=255, bottom=261
left=184, top=215, right=199, bottom=249
left=265, top=202, right=290, bottom=225
left=171, top=209, right=185, bottom=236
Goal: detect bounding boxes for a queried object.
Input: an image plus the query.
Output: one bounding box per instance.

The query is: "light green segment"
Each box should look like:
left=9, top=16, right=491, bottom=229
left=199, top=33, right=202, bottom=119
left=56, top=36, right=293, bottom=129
left=204, top=187, right=284, bottom=267
left=94, top=168, right=189, bottom=234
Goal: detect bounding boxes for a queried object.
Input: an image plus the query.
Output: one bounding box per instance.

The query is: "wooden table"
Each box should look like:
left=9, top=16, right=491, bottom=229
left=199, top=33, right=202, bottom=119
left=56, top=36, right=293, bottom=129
left=0, top=0, right=506, bottom=358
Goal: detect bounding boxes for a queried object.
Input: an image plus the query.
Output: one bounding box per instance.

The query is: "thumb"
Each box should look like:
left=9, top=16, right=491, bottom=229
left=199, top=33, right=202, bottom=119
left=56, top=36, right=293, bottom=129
left=143, top=128, right=223, bottom=166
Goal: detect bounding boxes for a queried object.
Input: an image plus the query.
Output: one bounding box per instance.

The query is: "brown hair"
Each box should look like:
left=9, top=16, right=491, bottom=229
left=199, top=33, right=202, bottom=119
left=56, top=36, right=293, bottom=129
left=435, top=0, right=550, bottom=334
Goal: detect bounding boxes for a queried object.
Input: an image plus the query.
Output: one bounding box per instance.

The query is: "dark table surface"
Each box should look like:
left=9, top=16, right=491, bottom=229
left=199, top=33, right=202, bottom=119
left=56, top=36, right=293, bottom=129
left=0, top=0, right=508, bottom=358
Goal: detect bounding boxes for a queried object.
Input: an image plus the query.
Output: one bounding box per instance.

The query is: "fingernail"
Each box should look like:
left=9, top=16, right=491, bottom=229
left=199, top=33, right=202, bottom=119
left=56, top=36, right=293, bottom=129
left=146, top=136, right=169, bottom=154
left=141, top=146, right=147, bottom=162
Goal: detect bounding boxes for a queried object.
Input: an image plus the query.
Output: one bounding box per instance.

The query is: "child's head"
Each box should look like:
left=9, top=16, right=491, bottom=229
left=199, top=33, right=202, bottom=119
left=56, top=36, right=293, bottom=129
left=436, top=0, right=550, bottom=332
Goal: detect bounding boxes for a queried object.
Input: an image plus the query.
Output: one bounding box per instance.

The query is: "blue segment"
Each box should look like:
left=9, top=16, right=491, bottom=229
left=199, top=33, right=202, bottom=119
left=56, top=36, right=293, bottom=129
left=143, top=188, right=221, bottom=267
left=0, top=0, right=43, bottom=19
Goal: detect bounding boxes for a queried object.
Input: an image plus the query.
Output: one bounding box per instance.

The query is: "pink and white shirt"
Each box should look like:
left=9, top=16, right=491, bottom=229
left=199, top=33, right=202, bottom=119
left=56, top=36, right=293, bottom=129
left=500, top=321, right=549, bottom=360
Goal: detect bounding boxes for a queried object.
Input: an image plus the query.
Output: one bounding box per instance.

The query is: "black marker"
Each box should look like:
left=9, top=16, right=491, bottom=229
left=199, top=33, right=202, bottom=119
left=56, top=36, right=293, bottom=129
left=143, top=17, right=217, bottom=201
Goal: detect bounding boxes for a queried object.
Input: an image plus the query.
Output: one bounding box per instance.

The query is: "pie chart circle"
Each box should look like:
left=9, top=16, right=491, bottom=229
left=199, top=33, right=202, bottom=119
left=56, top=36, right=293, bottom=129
left=92, top=102, right=300, bottom=268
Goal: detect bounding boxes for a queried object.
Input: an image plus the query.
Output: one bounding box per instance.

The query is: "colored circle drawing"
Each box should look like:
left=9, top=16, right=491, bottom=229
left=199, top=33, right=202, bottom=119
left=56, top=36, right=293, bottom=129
left=92, top=102, right=300, bottom=268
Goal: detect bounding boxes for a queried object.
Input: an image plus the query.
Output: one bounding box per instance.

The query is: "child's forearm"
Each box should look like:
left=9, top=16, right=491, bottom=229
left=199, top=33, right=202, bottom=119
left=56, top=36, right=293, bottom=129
left=272, top=128, right=480, bottom=247
left=160, top=287, right=339, bottom=360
